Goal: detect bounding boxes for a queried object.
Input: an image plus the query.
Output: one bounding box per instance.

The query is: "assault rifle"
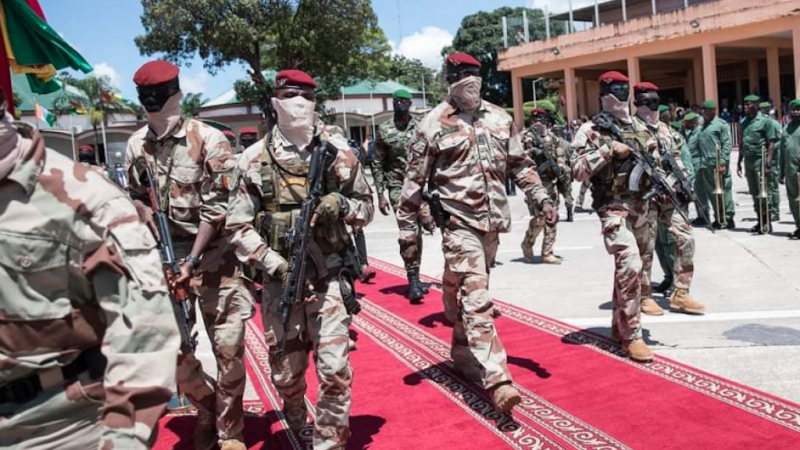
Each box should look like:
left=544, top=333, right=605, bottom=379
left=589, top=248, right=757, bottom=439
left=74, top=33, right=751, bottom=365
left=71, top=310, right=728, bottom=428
left=592, top=112, right=713, bottom=232
left=135, top=159, right=197, bottom=352
left=276, top=141, right=338, bottom=357
left=660, top=150, right=713, bottom=230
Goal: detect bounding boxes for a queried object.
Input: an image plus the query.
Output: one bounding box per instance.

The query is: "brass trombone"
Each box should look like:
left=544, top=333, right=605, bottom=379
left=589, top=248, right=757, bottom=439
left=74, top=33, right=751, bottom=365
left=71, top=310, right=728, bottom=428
left=712, top=143, right=727, bottom=227
left=758, top=145, right=770, bottom=233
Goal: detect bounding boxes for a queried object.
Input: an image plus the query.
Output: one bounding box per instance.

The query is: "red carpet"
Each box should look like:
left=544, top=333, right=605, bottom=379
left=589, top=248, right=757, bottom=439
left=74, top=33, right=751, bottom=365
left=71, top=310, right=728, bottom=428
left=155, top=258, right=800, bottom=449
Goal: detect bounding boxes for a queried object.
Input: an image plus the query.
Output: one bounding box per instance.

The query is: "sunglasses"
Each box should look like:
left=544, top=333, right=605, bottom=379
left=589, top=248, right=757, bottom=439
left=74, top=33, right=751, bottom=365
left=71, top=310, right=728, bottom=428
left=446, top=68, right=480, bottom=85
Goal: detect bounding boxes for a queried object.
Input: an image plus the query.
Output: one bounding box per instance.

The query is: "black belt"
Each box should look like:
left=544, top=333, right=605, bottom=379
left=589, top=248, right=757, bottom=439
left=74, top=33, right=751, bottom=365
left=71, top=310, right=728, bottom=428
left=0, top=347, right=105, bottom=405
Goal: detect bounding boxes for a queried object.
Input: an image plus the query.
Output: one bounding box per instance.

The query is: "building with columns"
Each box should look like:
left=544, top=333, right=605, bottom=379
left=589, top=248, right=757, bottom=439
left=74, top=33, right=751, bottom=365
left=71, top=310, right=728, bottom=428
left=498, top=0, right=800, bottom=125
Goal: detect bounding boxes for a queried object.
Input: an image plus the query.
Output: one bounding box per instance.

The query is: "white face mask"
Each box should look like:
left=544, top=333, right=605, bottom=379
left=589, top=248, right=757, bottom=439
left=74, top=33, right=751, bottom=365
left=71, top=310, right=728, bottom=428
left=146, top=92, right=183, bottom=141
left=0, top=111, right=20, bottom=181
left=272, top=96, right=317, bottom=149
left=448, top=76, right=483, bottom=114
left=601, top=94, right=632, bottom=124
left=637, top=107, right=659, bottom=126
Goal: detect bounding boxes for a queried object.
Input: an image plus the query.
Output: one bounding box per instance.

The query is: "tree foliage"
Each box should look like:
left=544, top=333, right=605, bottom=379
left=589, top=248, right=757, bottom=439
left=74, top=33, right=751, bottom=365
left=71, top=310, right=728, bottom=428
left=388, top=55, right=445, bottom=106
left=181, top=93, right=208, bottom=118
left=444, top=7, right=565, bottom=107
left=136, top=0, right=391, bottom=112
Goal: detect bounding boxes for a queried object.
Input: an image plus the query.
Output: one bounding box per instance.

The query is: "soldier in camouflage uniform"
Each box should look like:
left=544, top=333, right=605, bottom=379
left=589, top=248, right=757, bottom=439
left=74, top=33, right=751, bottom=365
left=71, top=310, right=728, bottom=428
left=632, top=82, right=705, bottom=317
left=0, top=88, right=181, bottom=449
left=226, top=70, right=373, bottom=449
left=125, top=61, right=251, bottom=450
left=520, top=108, right=569, bottom=264
left=373, top=88, right=432, bottom=303
left=572, top=72, right=657, bottom=362
left=397, top=53, right=556, bottom=413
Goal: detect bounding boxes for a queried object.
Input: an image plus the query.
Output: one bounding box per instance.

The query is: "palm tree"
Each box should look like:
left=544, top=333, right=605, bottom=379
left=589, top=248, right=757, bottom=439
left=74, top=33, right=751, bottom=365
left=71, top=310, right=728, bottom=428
left=60, top=74, right=136, bottom=152
left=181, top=93, right=207, bottom=118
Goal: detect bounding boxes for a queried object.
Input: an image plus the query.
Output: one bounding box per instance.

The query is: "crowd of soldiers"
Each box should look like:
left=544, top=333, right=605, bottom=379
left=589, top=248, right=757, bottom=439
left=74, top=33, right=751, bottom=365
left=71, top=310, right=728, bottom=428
left=1, top=50, right=799, bottom=450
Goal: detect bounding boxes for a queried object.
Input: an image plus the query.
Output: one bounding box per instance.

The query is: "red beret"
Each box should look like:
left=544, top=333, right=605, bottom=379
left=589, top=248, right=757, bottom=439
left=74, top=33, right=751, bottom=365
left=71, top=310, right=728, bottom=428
left=274, top=70, right=317, bottom=89
left=531, top=108, right=548, bottom=116
left=634, top=82, right=659, bottom=92
left=222, top=130, right=235, bottom=137
left=78, top=145, right=94, bottom=153
left=133, top=60, right=180, bottom=87
left=239, top=127, right=258, bottom=134
left=598, top=71, right=629, bottom=84
left=446, top=52, right=481, bottom=68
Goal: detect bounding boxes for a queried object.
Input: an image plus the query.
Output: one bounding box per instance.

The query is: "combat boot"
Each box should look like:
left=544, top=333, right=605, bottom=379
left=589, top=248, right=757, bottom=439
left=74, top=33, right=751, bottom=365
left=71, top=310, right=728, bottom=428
left=491, top=383, right=522, bottom=413
left=640, top=298, right=664, bottom=316
left=359, top=265, right=376, bottom=283
left=220, top=439, right=246, bottom=450
left=622, top=339, right=653, bottom=363
left=406, top=268, right=425, bottom=304
left=193, top=412, right=217, bottom=450
left=669, top=288, right=706, bottom=315
left=520, top=242, right=535, bottom=263
left=566, top=205, right=574, bottom=222
left=541, top=254, right=562, bottom=265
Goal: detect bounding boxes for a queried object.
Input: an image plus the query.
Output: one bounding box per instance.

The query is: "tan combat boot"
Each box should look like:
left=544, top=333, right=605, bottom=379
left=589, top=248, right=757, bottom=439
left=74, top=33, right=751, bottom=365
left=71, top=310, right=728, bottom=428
left=193, top=413, right=217, bottom=450
left=521, top=242, right=535, bottom=263
left=669, top=288, right=706, bottom=315
left=220, top=439, right=246, bottom=450
left=640, top=298, right=665, bottom=316
left=491, top=383, right=522, bottom=413
left=541, top=254, right=562, bottom=265
left=622, top=339, right=653, bottom=363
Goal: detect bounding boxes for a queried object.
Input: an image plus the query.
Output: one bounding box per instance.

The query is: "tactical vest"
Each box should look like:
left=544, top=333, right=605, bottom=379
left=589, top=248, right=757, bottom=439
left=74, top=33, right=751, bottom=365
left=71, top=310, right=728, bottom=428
left=589, top=123, right=652, bottom=208
left=255, top=137, right=350, bottom=258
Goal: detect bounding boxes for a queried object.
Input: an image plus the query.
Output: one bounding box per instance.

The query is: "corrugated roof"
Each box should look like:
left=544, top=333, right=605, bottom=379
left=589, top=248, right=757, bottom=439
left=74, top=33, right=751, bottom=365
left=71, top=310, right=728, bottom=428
left=12, top=73, right=90, bottom=111
left=204, top=73, right=420, bottom=107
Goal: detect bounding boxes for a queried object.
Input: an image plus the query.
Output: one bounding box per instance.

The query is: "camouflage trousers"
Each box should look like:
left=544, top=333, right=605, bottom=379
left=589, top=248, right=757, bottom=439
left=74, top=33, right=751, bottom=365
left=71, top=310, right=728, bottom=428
left=175, top=238, right=253, bottom=443
left=522, top=188, right=559, bottom=257
left=598, top=202, right=651, bottom=341
left=263, top=277, right=353, bottom=450
left=641, top=203, right=695, bottom=296
left=576, top=179, right=591, bottom=207
left=0, top=378, right=108, bottom=450
left=388, top=186, right=422, bottom=270
left=441, top=223, right=512, bottom=391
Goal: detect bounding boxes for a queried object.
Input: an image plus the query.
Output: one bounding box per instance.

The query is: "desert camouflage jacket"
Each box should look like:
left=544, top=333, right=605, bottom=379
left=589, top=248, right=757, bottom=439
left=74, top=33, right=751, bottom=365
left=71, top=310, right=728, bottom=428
left=0, top=124, right=180, bottom=448
left=125, top=118, right=238, bottom=238
left=372, top=115, right=419, bottom=193
left=225, top=123, right=374, bottom=277
left=396, top=100, right=549, bottom=237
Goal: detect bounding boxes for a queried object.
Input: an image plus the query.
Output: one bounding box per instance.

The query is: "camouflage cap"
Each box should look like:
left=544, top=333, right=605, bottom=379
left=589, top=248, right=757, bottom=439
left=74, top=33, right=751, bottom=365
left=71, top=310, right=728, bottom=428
left=392, top=89, right=412, bottom=100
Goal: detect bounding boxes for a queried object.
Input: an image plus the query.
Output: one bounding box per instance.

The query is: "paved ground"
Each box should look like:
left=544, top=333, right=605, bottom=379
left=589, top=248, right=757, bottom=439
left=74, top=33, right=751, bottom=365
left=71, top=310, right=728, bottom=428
left=363, top=155, right=800, bottom=403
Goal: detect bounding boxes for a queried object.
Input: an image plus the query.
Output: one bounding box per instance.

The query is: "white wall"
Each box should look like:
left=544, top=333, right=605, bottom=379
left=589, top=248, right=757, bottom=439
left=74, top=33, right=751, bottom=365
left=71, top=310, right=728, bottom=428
left=20, top=113, right=138, bottom=133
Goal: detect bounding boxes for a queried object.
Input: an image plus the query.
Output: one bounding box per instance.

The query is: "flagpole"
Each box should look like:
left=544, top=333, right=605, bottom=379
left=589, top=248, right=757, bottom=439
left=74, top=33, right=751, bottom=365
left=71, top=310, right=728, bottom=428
left=100, top=117, right=108, bottom=164
left=69, top=114, right=76, bottom=160
left=341, top=87, right=348, bottom=140
left=421, top=74, right=427, bottom=109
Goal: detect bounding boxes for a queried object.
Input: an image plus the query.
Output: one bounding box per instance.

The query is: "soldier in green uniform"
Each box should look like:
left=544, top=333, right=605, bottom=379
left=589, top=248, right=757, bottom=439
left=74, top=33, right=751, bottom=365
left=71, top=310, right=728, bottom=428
left=760, top=101, right=783, bottom=221
left=372, top=89, right=432, bottom=303
left=694, top=100, right=735, bottom=229
left=780, top=99, right=800, bottom=239
left=737, top=95, right=779, bottom=233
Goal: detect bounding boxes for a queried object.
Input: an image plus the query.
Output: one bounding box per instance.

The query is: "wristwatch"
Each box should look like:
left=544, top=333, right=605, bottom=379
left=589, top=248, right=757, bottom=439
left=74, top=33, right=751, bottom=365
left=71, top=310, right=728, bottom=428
left=185, top=255, right=202, bottom=269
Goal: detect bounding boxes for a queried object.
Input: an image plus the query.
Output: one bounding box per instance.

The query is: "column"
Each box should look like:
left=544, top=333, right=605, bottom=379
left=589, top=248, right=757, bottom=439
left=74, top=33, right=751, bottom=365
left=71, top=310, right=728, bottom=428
left=693, top=54, right=705, bottom=104
left=512, top=73, right=524, bottom=128
left=702, top=43, right=718, bottom=109
left=735, top=78, right=743, bottom=104
left=767, top=47, right=781, bottom=116
left=748, top=57, right=760, bottom=96
left=627, top=56, right=641, bottom=87
left=686, top=69, right=696, bottom=104
left=794, top=21, right=800, bottom=99
left=565, top=67, right=578, bottom=123
left=576, top=77, right=587, bottom=117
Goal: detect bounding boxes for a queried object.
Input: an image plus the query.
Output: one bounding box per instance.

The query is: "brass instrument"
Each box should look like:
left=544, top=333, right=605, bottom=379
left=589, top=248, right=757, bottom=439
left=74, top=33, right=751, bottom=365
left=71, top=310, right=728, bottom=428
left=712, top=143, right=727, bottom=227
left=795, top=172, right=800, bottom=206
left=758, top=145, right=770, bottom=233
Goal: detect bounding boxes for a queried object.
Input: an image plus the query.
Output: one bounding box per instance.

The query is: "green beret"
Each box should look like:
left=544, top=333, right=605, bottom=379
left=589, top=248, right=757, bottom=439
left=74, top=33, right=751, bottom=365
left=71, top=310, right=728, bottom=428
left=701, top=100, right=716, bottom=109
left=789, top=99, right=800, bottom=109
left=658, top=105, right=669, bottom=113
left=759, top=102, right=772, bottom=109
left=683, top=112, right=698, bottom=122
left=670, top=121, right=682, bottom=131
left=743, top=94, right=760, bottom=103
left=392, top=89, right=412, bottom=100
